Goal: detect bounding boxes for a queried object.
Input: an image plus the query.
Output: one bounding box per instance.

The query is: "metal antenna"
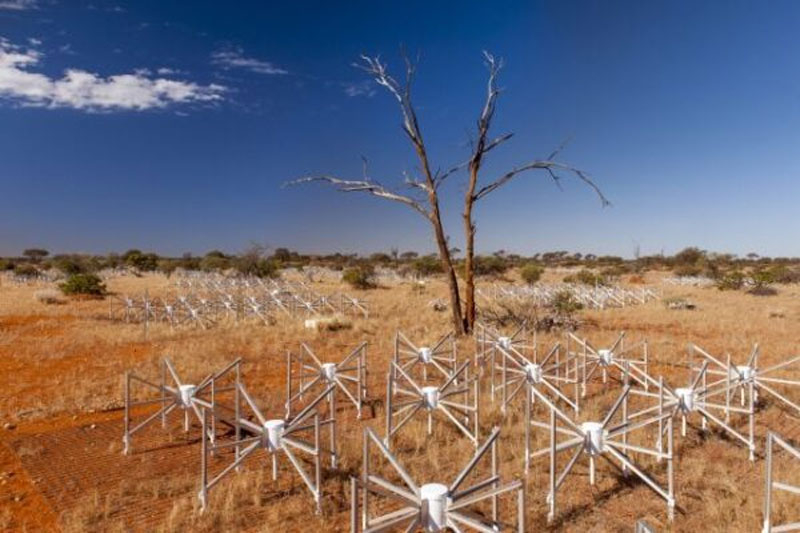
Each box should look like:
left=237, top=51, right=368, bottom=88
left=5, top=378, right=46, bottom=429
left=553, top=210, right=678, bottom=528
left=763, top=431, right=800, bottom=533
left=393, top=330, right=458, bottom=383
left=385, top=360, right=480, bottom=448
left=286, top=342, right=369, bottom=424
left=198, top=380, right=336, bottom=514
left=691, top=343, right=800, bottom=420
left=528, top=385, right=676, bottom=523
left=350, top=426, right=525, bottom=532
left=627, top=359, right=757, bottom=461
left=122, top=357, right=241, bottom=454
left=566, top=331, right=650, bottom=397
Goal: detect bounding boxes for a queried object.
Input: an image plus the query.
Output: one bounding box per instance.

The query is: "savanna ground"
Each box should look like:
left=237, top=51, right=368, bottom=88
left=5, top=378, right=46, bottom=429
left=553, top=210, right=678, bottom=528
left=0, top=270, right=798, bottom=532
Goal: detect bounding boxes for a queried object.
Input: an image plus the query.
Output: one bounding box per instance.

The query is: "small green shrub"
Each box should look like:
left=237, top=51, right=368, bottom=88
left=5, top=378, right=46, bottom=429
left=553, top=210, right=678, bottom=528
left=563, top=269, right=606, bottom=286
left=471, top=255, right=509, bottom=277
left=59, top=273, right=107, bottom=296
left=673, top=265, right=702, bottom=277
left=412, top=255, right=443, bottom=277
left=552, top=290, right=583, bottom=316
left=13, top=264, right=39, bottom=278
left=519, top=264, right=544, bottom=284
left=342, top=265, right=375, bottom=289
left=715, top=271, right=745, bottom=291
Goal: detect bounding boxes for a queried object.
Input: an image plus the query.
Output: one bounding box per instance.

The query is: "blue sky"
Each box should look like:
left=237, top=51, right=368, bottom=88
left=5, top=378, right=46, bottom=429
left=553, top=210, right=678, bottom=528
left=1, top=1, right=800, bottom=258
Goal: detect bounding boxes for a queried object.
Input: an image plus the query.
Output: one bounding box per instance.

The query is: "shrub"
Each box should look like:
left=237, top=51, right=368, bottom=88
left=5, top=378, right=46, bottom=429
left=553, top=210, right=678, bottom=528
left=673, top=265, right=702, bottom=277
left=412, top=255, right=443, bottom=277
left=715, top=271, right=745, bottom=291
left=53, top=255, right=90, bottom=275
left=13, top=264, right=39, bottom=278
left=551, top=290, right=583, bottom=316
left=563, top=269, right=606, bottom=286
left=471, top=255, right=509, bottom=277
left=0, top=259, right=13, bottom=271
left=59, top=273, right=106, bottom=296
left=342, top=265, right=375, bottom=289
left=519, top=264, right=544, bottom=284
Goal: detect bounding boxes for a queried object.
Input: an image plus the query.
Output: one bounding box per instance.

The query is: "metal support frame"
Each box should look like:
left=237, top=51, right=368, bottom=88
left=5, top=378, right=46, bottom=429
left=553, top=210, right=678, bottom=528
left=350, top=426, right=525, bottom=532
left=567, top=332, right=650, bottom=397
left=627, top=360, right=757, bottom=460
left=763, top=431, right=800, bottom=533
left=528, top=385, right=675, bottom=523
left=691, top=344, right=800, bottom=418
left=475, top=322, right=538, bottom=399
left=385, top=360, right=480, bottom=448
left=393, top=330, right=457, bottom=384
left=122, top=357, right=241, bottom=454
left=286, top=341, right=369, bottom=420
left=199, top=381, right=336, bottom=513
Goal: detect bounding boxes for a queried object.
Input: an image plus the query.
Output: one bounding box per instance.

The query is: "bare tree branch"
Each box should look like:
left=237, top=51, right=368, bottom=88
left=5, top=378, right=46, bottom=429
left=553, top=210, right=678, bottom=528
left=473, top=160, right=610, bottom=205
left=436, top=132, right=514, bottom=185
left=285, top=175, right=431, bottom=219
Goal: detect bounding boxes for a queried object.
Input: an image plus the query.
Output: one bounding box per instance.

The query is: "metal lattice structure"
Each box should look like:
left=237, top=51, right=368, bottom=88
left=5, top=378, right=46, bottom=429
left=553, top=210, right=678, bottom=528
left=529, top=385, right=675, bottom=522
left=627, top=360, right=756, bottom=460
left=475, top=322, right=537, bottom=398
left=286, top=342, right=369, bottom=422
left=763, top=431, right=800, bottom=533
left=477, top=282, right=660, bottom=310
left=350, top=426, right=525, bottom=532
left=110, top=273, right=369, bottom=330
left=567, top=332, right=650, bottom=397
left=385, top=360, right=480, bottom=447
left=122, top=358, right=241, bottom=454
left=392, top=331, right=457, bottom=383
left=198, top=381, right=336, bottom=513
left=691, top=344, right=800, bottom=418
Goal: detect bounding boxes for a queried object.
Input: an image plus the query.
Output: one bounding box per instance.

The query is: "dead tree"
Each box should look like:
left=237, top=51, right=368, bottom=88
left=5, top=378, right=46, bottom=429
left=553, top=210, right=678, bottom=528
left=458, top=52, right=609, bottom=331
left=288, top=52, right=608, bottom=334
left=288, top=55, right=465, bottom=334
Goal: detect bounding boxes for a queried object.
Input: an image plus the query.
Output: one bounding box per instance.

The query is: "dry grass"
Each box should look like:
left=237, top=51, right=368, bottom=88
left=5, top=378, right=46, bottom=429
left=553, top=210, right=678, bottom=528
left=0, top=270, right=799, bottom=531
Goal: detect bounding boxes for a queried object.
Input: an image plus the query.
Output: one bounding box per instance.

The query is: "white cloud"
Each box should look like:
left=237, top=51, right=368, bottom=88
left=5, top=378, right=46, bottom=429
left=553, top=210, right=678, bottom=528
left=27, top=37, right=41, bottom=46
left=211, top=47, right=287, bottom=75
left=343, top=80, right=375, bottom=98
left=0, top=38, right=226, bottom=111
left=0, top=0, right=37, bottom=10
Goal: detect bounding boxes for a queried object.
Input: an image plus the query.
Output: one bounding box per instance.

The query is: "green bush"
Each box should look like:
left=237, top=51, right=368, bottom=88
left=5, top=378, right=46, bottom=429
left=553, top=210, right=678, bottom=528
left=563, top=269, right=606, bottom=286
left=59, top=273, right=107, bottom=296
left=412, top=255, right=443, bottom=277
left=471, top=255, right=509, bottom=277
left=673, top=265, right=703, bottom=277
left=0, top=258, right=14, bottom=271
left=519, top=264, right=544, bottom=284
left=13, top=264, right=39, bottom=278
left=552, top=290, right=583, bottom=316
left=715, top=271, right=745, bottom=291
left=342, top=265, right=375, bottom=289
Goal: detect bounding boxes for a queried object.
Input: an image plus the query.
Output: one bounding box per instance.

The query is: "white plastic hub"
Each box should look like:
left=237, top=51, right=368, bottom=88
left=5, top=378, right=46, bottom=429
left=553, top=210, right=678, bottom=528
left=598, top=349, right=614, bottom=365
left=419, top=347, right=433, bottom=364
left=321, top=363, right=337, bottom=382
left=733, top=365, right=754, bottom=381
left=422, top=386, right=440, bottom=409
left=263, top=419, right=285, bottom=451
left=178, top=384, right=196, bottom=408
left=676, top=387, right=695, bottom=411
left=525, top=363, right=543, bottom=384
left=420, top=483, right=449, bottom=531
left=582, top=422, right=607, bottom=455
left=497, top=337, right=512, bottom=350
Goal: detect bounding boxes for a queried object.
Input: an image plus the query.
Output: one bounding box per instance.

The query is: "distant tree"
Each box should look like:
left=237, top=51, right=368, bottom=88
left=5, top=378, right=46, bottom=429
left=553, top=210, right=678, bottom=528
left=400, top=251, right=419, bottom=261
left=23, top=248, right=49, bottom=262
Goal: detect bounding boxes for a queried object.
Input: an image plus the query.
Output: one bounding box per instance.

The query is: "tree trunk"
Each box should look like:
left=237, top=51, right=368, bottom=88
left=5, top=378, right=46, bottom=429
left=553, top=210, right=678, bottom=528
left=462, top=198, right=476, bottom=333
left=429, top=202, right=466, bottom=335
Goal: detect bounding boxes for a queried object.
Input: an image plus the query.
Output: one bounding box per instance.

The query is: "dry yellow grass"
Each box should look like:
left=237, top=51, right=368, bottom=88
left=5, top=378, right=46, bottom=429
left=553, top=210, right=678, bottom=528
left=0, top=270, right=799, bottom=531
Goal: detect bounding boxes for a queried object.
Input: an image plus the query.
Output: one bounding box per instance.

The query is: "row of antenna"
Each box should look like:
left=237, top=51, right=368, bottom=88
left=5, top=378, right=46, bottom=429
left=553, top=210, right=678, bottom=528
left=120, top=325, right=800, bottom=531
